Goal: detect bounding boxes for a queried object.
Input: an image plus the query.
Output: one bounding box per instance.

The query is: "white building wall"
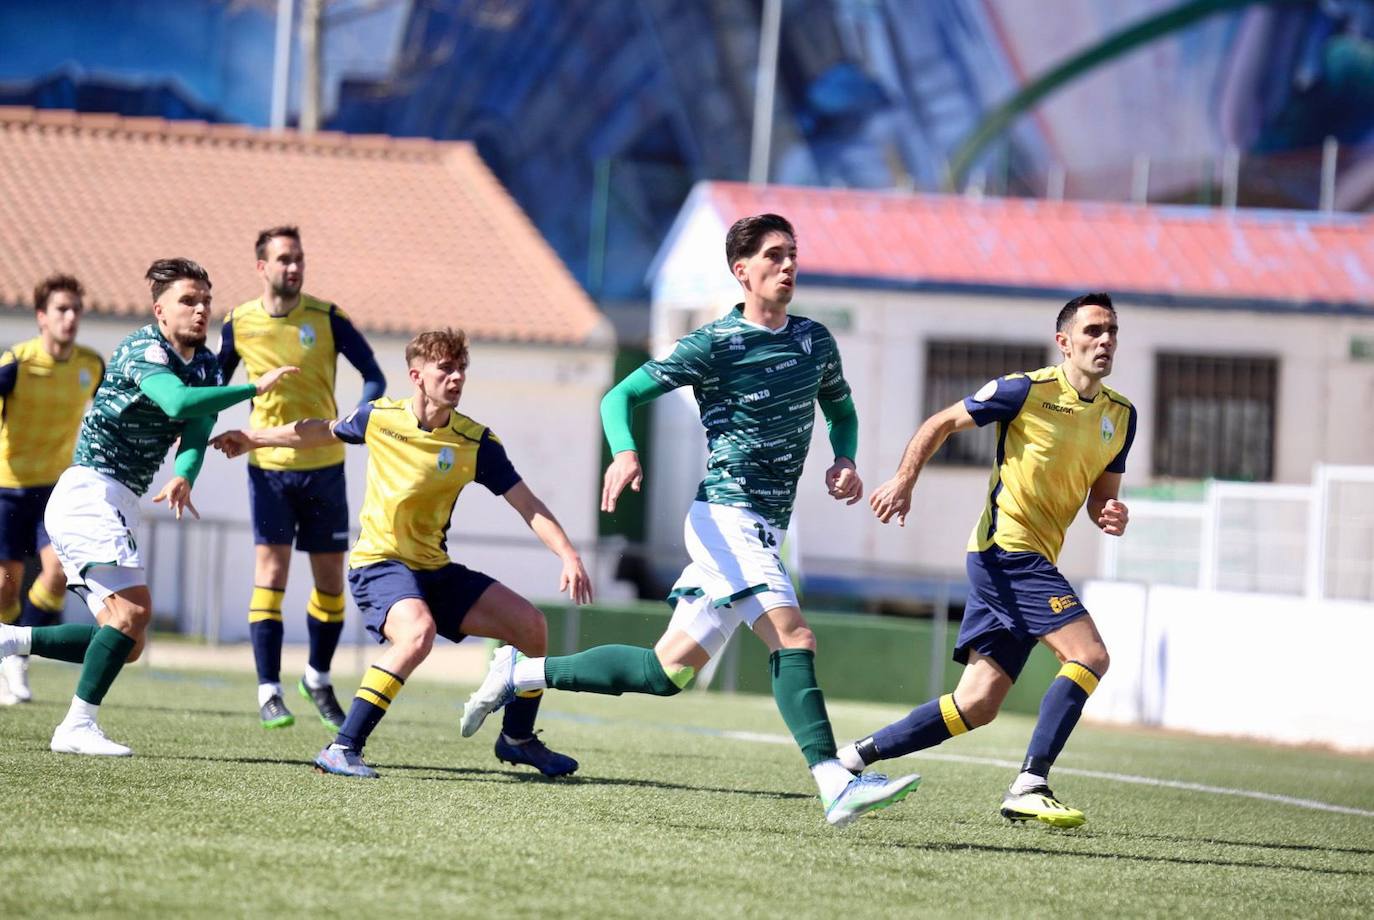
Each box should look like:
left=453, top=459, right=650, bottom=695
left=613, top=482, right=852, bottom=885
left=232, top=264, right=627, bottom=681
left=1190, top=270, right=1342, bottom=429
left=0, top=313, right=614, bottom=641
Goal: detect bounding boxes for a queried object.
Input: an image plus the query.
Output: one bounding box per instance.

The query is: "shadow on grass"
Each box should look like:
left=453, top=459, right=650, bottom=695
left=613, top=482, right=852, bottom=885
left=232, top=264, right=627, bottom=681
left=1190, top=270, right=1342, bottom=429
left=1107, top=830, right=1374, bottom=858
left=136, top=752, right=813, bottom=800
left=382, top=761, right=814, bottom=800
left=882, top=839, right=1373, bottom=877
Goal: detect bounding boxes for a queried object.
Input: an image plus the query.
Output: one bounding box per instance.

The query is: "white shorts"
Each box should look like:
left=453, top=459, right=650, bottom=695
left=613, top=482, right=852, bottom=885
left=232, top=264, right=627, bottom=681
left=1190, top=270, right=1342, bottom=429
left=666, top=501, right=798, bottom=657
left=44, top=466, right=147, bottom=614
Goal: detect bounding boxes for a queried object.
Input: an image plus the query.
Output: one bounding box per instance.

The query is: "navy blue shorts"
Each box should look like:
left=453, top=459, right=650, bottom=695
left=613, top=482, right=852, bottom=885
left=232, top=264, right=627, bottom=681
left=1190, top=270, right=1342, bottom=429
left=0, top=485, right=54, bottom=560
left=348, top=560, right=496, bottom=644
left=954, top=548, right=1088, bottom=681
left=248, top=463, right=350, bottom=553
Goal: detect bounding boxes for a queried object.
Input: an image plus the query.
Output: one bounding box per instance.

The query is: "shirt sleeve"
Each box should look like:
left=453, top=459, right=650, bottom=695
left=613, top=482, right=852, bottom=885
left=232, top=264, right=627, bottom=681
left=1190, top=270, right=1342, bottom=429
left=0, top=351, right=17, bottom=396
left=331, top=400, right=374, bottom=445
left=1106, top=404, right=1138, bottom=474
left=123, top=339, right=177, bottom=386
left=216, top=318, right=240, bottom=383
left=641, top=329, right=710, bottom=390
left=89, top=355, right=106, bottom=396
left=474, top=429, right=522, bottom=495
left=817, top=331, right=852, bottom=404
left=329, top=306, right=387, bottom=402
left=963, top=374, right=1032, bottom=427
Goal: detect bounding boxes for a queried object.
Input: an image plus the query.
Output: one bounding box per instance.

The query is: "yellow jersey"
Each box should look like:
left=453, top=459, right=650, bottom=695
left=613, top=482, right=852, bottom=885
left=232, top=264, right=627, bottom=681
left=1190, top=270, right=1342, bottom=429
left=333, top=397, right=522, bottom=571
left=963, top=364, right=1136, bottom=564
left=0, top=337, right=104, bottom=488
left=218, top=293, right=384, bottom=471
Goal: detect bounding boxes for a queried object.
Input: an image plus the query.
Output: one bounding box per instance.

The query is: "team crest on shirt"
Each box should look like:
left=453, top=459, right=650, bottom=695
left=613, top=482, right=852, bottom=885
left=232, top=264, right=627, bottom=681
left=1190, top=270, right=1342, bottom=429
left=299, top=323, right=317, bottom=348
left=436, top=446, right=455, bottom=473
left=1101, top=416, right=1116, bottom=443
left=79, top=368, right=92, bottom=388
left=798, top=333, right=812, bottom=355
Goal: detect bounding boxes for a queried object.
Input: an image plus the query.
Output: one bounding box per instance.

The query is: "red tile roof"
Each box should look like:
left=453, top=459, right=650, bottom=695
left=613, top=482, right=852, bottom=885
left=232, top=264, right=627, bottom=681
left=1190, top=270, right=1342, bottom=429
left=699, top=181, right=1374, bottom=308
left=0, top=107, right=606, bottom=344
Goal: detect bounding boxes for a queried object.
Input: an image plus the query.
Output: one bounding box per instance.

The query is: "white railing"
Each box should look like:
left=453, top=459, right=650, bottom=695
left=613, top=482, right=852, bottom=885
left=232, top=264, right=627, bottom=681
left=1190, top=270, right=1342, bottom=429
left=1102, top=464, right=1374, bottom=602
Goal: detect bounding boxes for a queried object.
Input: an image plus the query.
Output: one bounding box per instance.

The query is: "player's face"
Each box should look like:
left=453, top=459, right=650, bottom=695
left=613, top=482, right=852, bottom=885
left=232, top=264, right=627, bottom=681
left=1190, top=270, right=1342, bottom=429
left=258, top=235, right=304, bottom=298
left=1058, top=304, right=1118, bottom=380
left=734, top=230, right=797, bottom=305
left=411, top=354, right=467, bottom=409
left=37, top=290, right=83, bottom=346
left=153, top=279, right=213, bottom=350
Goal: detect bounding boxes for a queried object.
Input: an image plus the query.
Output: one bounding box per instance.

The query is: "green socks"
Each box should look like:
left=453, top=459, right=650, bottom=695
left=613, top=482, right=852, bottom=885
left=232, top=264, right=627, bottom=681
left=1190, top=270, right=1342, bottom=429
left=30, top=623, right=100, bottom=664
left=544, top=645, right=683, bottom=696
left=75, top=625, right=137, bottom=705
left=770, top=648, right=838, bottom=768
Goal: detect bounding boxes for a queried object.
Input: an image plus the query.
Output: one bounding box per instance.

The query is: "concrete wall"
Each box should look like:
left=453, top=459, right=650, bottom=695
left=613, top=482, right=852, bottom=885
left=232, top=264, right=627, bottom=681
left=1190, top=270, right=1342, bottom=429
left=1082, top=580, right=1374, bottom=753
left=646, top=269, right=1374, bottom=586
left=0, top=312, right=615, bottom=642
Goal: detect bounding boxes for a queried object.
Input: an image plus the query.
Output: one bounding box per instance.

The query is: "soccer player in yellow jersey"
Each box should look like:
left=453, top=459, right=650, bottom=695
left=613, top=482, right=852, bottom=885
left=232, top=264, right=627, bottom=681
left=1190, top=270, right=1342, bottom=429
left=218, top=226, right=386, bottom=730
left=0, top=275, right=103, bottom=705
left=211, top=328, right=592, bottom=779
left=837, top=293, right=1136, bottom=828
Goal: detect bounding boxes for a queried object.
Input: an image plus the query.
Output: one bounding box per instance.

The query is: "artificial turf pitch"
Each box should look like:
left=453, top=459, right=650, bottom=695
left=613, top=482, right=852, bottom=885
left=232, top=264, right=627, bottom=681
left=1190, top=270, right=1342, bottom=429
left=2, top=659, right=1371, bottom=918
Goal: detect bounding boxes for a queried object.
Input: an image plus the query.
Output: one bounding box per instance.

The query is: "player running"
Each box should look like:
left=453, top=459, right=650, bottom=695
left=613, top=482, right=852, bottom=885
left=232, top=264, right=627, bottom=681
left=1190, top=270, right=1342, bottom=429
left=0, top=258, right=296, bottom=755
left=0, top=274, right=103, bottom=705
left=462, top=213, right=919, bottom=828
left=837, top=292, right=1135, bottom=828
left=211, top=328, right=592, bottom=779
left=218, top=225, right=387, bottom=731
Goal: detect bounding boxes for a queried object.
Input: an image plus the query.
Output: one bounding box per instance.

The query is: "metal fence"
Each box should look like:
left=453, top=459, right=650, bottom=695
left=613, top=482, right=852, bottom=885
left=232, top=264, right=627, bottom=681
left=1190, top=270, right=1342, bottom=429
left=1101, top=464, right=1374, bottom=602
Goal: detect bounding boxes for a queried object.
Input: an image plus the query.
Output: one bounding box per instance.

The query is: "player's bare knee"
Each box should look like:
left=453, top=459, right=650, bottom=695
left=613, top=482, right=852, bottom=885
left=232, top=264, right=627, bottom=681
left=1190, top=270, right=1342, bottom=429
left=779, top=625, right=816, bottom=652
left=511, top=607, right=547, bottom=657
left=960, top=695, right=1000, bottom=728
left=1075, top=647, right=1109, bottom=677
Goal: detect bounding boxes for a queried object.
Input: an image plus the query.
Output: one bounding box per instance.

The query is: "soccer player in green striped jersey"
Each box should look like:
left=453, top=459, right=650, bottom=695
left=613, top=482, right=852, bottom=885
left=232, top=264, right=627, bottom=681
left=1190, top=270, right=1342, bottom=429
left=463, top=214, right=919, bottom=827
left=0, top=258, right=296, bottom=755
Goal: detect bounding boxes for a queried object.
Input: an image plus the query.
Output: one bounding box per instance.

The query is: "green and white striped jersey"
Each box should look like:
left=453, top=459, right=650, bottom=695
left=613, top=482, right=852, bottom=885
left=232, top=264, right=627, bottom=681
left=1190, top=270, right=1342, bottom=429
left=644, top=305, right=850, bottom=529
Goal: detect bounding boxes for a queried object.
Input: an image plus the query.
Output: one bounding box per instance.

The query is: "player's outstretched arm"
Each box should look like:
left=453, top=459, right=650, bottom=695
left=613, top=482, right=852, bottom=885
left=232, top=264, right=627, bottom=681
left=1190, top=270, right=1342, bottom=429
left=1087, top=472, right=1129, bottom=536
left=210, top=418, right=340, bottom=458
left=599, top=367, right=669, bottom=513
left=152, top=414, right=215, bottom=521
left=820, top=394, right=862, bottom=504
left=871, top=401, right=976, bottom=526
left=139, top=365, right=299, bottom=419
left=501, top=481, right=593, bottom=604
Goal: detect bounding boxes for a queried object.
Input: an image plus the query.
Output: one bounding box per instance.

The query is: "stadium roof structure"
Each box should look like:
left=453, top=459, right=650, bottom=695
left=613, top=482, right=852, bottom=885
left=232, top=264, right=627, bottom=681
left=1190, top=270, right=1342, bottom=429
left=0, top=107, right=607, bottom=345
left=656, top=180, right=1374, bottom=313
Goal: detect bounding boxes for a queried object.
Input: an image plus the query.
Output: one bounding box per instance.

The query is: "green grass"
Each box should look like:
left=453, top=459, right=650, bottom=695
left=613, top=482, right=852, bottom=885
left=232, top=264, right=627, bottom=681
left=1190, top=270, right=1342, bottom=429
left=3, top=660, right=1373, bottom=919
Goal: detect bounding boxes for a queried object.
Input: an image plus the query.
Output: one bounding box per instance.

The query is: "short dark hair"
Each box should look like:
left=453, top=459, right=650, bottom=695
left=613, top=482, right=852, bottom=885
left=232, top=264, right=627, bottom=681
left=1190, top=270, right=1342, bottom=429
left=1056, top=292, right=1115, bottom=333
left=255, top=225, right=301, bottom=260
left=725, top=213, right=796, bottom=268
left=406, top=328, right=469, bottom=368
left=145, top=258, right=211, bottom=302
left=33, top=273, right=84, bottom=312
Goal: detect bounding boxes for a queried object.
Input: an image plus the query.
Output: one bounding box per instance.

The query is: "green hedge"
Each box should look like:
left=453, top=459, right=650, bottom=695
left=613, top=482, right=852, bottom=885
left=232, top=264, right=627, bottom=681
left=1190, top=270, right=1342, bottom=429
left=536, top=602, right=1061, bottom=716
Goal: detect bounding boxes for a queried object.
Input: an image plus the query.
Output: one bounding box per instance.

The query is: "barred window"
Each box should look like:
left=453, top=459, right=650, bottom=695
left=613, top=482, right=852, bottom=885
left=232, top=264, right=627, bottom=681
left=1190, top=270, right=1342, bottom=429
left=924, top=341, right=1047, bottom=466
left=1153, top=353, right=1278, bottom=481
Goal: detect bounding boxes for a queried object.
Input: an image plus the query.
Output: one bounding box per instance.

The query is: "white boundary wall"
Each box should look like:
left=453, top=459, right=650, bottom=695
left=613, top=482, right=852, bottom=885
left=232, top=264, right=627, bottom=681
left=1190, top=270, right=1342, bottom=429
left=1083, top=580, right=1374, bottom=753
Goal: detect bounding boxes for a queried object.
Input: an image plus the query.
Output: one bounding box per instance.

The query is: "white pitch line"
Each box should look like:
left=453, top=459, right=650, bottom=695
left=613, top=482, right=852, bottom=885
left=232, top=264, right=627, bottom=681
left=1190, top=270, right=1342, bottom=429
left=716, top=729, right=1374, bottom=818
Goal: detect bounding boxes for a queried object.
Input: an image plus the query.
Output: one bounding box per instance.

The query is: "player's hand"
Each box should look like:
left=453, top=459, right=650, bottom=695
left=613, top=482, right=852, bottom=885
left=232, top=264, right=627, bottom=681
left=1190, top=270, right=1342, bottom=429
left=560, top=554, right=594, bottom=605
left=869, top=476, right=914, bottom=526
left=210, top=429, right=254, bottom=458
left=152, top=476, right=200, bottom=521
left=825, top=458, right=863, bottom=505
left=255, top=365, right=300, bottom=394
left=1097, top=498, right=1129, bottom=536
left=601, top=451, right=642, bottom=513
